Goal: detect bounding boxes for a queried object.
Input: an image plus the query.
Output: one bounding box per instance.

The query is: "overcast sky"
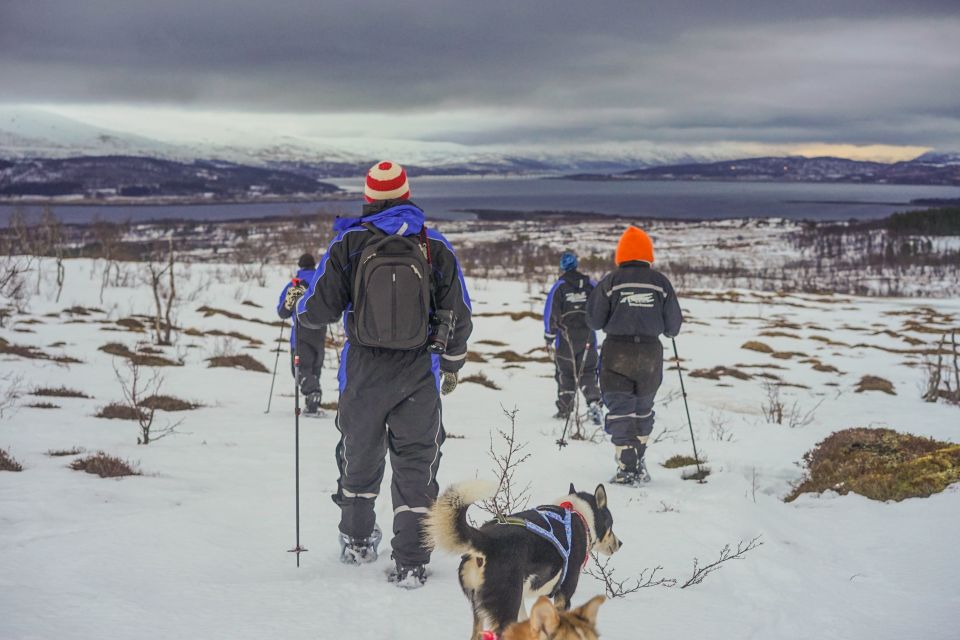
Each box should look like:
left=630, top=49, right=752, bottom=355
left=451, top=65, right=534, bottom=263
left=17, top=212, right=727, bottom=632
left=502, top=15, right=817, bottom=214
left=2, top=0, right=959, bottom=159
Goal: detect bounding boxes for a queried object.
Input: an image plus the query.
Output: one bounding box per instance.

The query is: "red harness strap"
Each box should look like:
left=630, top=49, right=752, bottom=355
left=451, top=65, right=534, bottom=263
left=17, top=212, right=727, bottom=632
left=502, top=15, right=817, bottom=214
left=559, top=501, right=592, bottom=570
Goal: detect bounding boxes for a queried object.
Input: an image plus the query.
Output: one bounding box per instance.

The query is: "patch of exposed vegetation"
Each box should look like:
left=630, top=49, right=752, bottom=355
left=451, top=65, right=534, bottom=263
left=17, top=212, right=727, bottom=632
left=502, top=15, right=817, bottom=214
left=0, top=337, right=82, bottom=364
left=70, top=452, right=140, bottom=478
left=115, top=317, right=146, bottom=332
left=461, top=372, right=502, bottom=390
left=99, top=342, right=180, bottom=367
left=492, top=350, right=552, bottom=364
left=476, top=339, right=509, bottom=347
left=31, top=386, right=91, bottom=399
left=473, top=311, right=543, bottom=322
left=95, top=402, right=147, bottom=421
left=197, top=305, right=281, bottom=327
left=206, top=355, right=269, bottom=373
left=466, top=351, right=487, bottom=363
left=741, top=340, right=774, bottom=354
left=47, top=447, right=86, bottom=457
left=786, top=428, right=960, bottom=502
left=140, top=395, right=201, bottom=411
left=0, top=448, right=24, bottom=472
left=689, top=366, right=751, bottom=381
left=26, top=402, right=60, bottom=409
left=662, top=454, right=707, bottom=469
left=682, top=467, right=713, bottom=481
left=855, top=375, right=896, bottom=395
left=320, top=401, right=339, bottom=411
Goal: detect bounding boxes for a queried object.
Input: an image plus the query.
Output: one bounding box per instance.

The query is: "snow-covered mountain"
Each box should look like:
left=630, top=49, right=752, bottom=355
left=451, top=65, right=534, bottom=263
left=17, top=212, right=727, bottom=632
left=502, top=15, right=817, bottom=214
left=0, top=108, right=708, bottom=174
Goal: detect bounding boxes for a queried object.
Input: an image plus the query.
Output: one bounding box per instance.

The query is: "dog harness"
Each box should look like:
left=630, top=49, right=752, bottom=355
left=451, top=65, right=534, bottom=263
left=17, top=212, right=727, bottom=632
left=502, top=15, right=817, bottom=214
left=497, top=501, right=592, bottom=593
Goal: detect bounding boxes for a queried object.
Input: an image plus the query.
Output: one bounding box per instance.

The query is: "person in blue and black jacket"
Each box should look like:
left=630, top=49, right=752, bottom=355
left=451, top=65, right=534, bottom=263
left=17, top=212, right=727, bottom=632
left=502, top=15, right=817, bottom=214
left=543, top=251, right=602, bottom=424
left=295, top=161, right=472, bottom=588
left=277, top=253, right=327, bottom=416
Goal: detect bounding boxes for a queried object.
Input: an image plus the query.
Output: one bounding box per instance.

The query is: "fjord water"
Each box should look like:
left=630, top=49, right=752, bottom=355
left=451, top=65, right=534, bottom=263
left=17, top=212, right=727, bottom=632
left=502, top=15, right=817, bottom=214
left=3, top=177, right=959, bottom=226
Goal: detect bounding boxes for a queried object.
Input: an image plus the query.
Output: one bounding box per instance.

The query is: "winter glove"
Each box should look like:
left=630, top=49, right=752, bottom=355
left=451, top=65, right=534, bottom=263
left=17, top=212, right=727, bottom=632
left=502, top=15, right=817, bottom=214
left=440, top=371, right=458, bottom=395
left=546, top=342, right=556, bottom=361
left=284, top=283, right=308, bottom=310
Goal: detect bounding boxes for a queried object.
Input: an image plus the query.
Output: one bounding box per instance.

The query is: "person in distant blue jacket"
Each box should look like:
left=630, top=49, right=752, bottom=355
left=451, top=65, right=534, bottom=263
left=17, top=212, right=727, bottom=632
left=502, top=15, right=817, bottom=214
left=543, top=251, right=602, bottom=424
left=277, top=253, right=326, bottom=415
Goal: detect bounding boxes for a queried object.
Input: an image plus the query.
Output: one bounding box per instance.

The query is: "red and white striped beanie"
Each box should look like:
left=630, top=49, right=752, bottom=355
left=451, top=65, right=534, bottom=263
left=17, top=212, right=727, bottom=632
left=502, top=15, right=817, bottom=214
left=364, top=161, right=410, bottom=203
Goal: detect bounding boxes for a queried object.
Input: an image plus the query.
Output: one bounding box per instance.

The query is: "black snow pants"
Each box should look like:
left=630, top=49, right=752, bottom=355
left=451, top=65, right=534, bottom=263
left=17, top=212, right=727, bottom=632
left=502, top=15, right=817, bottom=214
left=554, top=330, right=601, bottom=415
left=290, top=324, right=326, bottom=397
left=333, top=342, right=444, bottom=565
left=600, top=337, right=664, bottom=454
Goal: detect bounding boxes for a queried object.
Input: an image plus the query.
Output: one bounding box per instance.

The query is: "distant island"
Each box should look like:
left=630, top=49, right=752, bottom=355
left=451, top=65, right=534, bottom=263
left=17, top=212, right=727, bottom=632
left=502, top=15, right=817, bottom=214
left=560, top=154, right=960, bottom=187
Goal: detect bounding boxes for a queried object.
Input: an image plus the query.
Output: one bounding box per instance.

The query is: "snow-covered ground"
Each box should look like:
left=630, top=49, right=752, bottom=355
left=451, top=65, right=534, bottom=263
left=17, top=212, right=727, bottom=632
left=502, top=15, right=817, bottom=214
left=1, top=259, right=959, bottom=640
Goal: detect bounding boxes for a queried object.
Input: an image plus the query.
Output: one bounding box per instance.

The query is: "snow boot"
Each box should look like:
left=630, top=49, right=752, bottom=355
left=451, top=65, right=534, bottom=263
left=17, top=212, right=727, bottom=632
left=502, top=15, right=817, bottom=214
left=587, top=401, right=603, bottom=426
left=338, top=524, right=382, bottom=565
left=637, top=457, right=652, bottom=484
left=387, top=558, right=428, bottom=589
left=611, top=445, right=643, bottom=486
left=552, top=409, right=571, bottom=420
left=304, top=391, right=322, bottom=416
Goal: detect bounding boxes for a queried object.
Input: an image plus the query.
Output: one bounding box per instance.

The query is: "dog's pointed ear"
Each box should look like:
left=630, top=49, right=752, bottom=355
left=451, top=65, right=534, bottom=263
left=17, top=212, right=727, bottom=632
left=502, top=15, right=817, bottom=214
left=530, top=596, right=560, bottom=635
left=568, top=482, right=577, bottom=496
left=594, top=484, right=607, bottom=509
left=575, top=595, right=606, bottom=625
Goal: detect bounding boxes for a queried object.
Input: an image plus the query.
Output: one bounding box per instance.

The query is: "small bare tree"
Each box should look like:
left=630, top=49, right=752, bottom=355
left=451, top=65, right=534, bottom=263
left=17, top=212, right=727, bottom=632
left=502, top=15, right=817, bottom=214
left=113, top=358, right=182, bottom=445
left=90, top=217, right=127, bottom=303
left=38, top=208, right=66, bottom=302
left=478, top=407, right=532, bottom=520
left=681, top=536, right=764, bottom=588
left=143, top=239, right=178, bottom=345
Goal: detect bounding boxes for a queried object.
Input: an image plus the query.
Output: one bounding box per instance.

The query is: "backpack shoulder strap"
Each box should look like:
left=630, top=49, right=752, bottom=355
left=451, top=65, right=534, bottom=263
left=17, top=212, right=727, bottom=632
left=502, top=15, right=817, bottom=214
left=418, top=226, right=433, bottom=265
left=361, top=222, right=387, bottom=237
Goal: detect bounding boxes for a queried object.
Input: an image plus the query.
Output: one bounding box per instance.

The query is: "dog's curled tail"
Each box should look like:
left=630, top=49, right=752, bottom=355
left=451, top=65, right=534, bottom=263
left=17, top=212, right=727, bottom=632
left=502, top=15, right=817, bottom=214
left=425, top=480, right=496, bottom=555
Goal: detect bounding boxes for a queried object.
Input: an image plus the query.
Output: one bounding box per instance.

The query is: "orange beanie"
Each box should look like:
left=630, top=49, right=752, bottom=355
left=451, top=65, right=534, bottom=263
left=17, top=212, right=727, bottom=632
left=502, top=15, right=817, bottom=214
left=615, top=226, right=655, bottom=265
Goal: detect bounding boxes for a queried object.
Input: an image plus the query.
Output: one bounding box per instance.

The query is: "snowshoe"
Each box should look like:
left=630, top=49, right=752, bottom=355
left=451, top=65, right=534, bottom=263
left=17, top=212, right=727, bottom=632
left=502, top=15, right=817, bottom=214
left=587, top=401, right=603, bottom=426
left=387, top=559, right=428, bottom=589
left=637, top=458, right=652, bottom=484
left=338, top=525, right=382, bottom=565
left=303, top=392, right=323, bottom=416
left=610, top=469, right=640, bottom=486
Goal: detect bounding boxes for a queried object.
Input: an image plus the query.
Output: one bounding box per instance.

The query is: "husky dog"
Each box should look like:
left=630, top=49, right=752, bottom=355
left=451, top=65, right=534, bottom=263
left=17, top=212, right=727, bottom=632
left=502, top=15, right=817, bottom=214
left=501, top=595, right=605, bottom=640
left=425, top=482, right=621, bottom=639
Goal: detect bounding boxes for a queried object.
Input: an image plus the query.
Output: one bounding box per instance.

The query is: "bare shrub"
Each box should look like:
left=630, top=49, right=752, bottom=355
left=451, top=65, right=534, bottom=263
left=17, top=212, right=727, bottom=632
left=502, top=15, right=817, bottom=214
left=681, top=537, right=764, bottom=588
left=70, top=452, right=140, bottom=478
left=585, top=552, right=676, bottom=597
left=761, top=381, right=785, bottom=424
left=923, top=330, right=959, bottom=405
left=478, top=407, right=532, bottom=520
left=0, top=373, right=23, bottom=420
left=113, top=359, right=184, bottom=445
left=709, top=411, right=734, bottom=441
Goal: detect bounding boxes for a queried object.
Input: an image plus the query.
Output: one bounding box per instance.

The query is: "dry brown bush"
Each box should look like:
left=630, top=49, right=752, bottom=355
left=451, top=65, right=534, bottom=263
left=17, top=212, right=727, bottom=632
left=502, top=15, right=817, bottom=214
left=855, top=375, right=896, bottom=395
left=786, top=428, right=960, bottom=502
left=140, top=395, right=200, bottom=411
left=70, top=452, right=140, bottom=478
left=31, top=386, right=91, bottom=398
left=0, top=448, right=23, bottom=472
left=206, top=354, right=269, bottom=373
left=47, top=447, right=86, bottom=457
left=461, top=372, right=502, bottom=390
left=741, top=341, right=774, bottom=353
left=96, top=402, right=147, bottom=421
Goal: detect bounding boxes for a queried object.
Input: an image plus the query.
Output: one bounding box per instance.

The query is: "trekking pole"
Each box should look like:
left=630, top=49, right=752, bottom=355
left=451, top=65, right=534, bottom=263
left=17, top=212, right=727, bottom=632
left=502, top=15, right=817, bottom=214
left=264, top=321, right=285, bottom=414
left=287, top=289, right=308, bottom=565
left=556, top=337, right=591, bottom=450
left=671, top=338, right=706, bottom=483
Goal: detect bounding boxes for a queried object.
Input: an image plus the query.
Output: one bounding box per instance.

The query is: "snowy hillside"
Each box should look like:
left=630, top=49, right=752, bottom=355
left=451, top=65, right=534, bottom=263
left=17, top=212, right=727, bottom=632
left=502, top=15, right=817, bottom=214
left=1, top=259, right=959, bottom=640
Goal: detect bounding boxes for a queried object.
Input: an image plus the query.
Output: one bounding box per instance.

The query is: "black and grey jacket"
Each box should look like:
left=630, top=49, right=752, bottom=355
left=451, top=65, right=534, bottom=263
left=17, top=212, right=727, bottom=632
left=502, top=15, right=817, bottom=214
left=586, top=261, right=682, bottom=341
left=543, top=269, right=596, bottom=346
left=295, top=201, right=473, bottom=373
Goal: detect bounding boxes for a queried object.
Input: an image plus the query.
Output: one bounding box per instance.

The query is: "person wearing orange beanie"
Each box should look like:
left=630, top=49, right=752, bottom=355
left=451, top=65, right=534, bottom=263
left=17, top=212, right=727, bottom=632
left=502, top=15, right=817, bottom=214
left=586, top=226, right=683, bottom=485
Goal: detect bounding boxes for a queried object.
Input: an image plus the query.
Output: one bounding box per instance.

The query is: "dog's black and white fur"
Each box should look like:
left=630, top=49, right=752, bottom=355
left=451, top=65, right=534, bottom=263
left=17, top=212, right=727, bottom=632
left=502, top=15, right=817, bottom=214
left=425, top=481, right=621, bottom=639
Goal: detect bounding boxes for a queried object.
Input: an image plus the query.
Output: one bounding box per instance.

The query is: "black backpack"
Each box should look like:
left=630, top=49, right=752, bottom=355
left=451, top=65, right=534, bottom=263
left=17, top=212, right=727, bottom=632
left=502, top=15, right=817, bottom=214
left=350, top=223, right=433, bottom=350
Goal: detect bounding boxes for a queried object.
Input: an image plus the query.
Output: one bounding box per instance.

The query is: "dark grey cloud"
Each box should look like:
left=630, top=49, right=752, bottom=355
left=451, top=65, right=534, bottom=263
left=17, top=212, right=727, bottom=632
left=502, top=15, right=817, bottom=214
left=1, top=0, right=959, bottom=147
